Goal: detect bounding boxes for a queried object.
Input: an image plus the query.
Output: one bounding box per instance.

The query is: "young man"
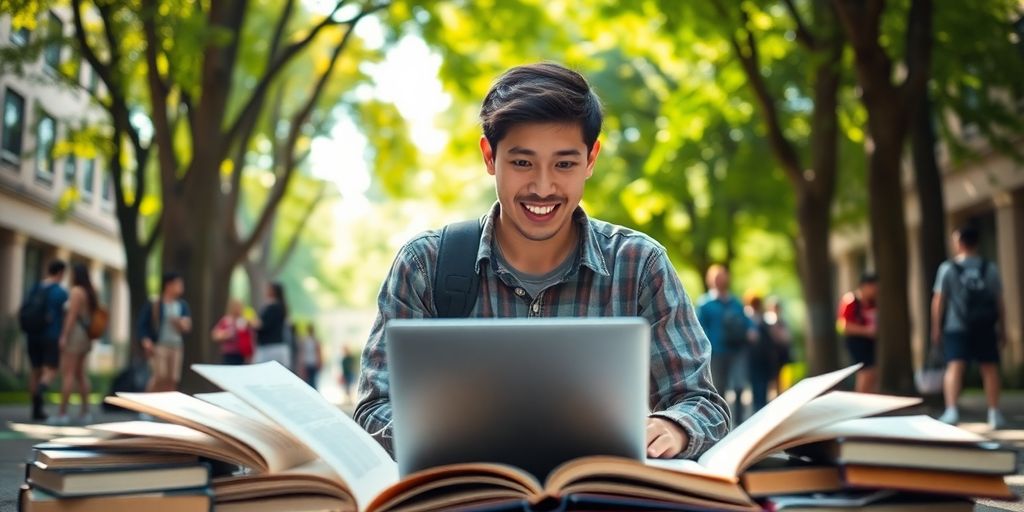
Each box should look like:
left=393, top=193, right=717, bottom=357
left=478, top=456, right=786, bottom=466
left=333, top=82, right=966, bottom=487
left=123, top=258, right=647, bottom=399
left=355, top=63, right=729, bottom=460
left=696, top=265, right=755, bottom=421
left=932, top=225, right=1005, bottom=429
left=837, top=273, right=878, bottom=393
left=138, top=272, right=192, bottom=392
left=19, top=260, right=68, bottom=421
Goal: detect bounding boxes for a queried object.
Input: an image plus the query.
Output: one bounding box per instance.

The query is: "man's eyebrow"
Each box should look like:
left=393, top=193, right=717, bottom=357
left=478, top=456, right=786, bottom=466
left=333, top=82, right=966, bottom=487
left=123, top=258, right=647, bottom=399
left=506, top=146, right=582, bottom=157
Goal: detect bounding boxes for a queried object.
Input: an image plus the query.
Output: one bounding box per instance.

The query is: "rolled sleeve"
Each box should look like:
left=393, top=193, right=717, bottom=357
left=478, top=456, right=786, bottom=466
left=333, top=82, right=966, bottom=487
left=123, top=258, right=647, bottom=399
left=639, top=249, right=731, bottom=459
left=353, top=237, right=437, bottom=457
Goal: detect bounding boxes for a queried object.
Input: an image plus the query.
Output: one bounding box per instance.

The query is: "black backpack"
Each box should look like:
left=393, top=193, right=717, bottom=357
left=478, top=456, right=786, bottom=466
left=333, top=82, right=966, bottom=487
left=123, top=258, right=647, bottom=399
left=951, top=259, right=998, bottom=331
left=18, top=283, right=53, bottom=335
left=433, top=220, right=482, bottom=318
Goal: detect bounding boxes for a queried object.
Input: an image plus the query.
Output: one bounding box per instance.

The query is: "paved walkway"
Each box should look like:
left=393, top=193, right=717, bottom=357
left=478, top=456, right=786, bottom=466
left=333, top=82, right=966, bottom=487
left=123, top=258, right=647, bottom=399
left=0, top=392, right=1021, bottom=511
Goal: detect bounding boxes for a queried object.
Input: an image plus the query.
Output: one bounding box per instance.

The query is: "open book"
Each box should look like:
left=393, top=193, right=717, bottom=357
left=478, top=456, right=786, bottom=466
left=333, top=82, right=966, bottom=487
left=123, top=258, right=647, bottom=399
left=86, top=362, right=920, bottom=512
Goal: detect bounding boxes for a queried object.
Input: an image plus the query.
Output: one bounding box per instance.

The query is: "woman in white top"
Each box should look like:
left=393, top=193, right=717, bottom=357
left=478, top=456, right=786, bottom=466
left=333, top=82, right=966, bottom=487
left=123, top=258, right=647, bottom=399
left=55, top=264, right=98, bottom=425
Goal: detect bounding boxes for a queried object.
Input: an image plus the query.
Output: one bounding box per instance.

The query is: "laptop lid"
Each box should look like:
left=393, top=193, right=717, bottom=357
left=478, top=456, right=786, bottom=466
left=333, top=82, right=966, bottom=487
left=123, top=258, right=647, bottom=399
left=386, top=317, right=649, bottom=480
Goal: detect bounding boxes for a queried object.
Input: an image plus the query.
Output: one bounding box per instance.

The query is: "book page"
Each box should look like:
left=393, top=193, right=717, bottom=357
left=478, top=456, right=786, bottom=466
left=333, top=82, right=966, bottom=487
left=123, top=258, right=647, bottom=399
left=697, top=364, right=861, bottom=476
left=796, top=415, right=986, bottom=444
left=196, top=392, right=280, bottom=429
left=87, top=420, right=265, bottom=470
left=747, top=391, right=921, bottom=465
left=193, top=362, right=398, bottom=510
left=111, top=392, right=316, bottom=472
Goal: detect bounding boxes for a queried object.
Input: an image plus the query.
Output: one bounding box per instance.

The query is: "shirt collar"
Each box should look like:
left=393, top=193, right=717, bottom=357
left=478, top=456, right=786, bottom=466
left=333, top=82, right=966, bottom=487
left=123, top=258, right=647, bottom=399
left=476, top=202, right=610, bottom=277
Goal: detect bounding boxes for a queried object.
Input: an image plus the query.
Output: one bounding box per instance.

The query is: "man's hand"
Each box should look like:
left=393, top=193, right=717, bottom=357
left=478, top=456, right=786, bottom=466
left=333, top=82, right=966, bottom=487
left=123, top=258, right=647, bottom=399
left=646, top=418, right=689, bottom=459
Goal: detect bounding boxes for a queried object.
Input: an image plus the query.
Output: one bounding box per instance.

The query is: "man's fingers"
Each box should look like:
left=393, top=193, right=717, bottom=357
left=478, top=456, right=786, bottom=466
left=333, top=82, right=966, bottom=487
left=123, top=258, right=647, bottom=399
left=647, top=433, right=674, bottom=458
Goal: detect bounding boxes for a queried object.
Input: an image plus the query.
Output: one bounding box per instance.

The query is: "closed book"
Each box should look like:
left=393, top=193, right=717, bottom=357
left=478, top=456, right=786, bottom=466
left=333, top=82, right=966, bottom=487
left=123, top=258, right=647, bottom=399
left=740, top=456, right=843, bottom=497
left=26, top=460, right=210, bottom=498
left=763, top=490, right=975, bottom=512
left=790, top=438, right=1017, bottom=475
left=18, top=484, right=213, bottom=512
left=840, top=464, right=1016, bottom=501
left=33, top=448, right=199, bottom=469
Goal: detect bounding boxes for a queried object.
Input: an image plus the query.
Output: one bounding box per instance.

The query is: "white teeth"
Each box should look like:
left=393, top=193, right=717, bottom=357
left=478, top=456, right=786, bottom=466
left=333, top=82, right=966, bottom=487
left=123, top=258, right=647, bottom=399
left=525, top=204, right=555, bottom=215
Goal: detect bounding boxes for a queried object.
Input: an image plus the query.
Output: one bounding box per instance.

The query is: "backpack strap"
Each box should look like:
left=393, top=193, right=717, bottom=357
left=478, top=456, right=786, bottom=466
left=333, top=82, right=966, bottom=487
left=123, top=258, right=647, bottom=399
left=433, top=220, right=483, bottom=318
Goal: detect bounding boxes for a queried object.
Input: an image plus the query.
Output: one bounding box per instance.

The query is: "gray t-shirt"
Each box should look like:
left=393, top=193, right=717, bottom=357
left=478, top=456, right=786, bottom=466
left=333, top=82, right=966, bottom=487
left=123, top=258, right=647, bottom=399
left=159, top=301, right=184, bottom=347
left=494, top=243, right=578, bottom=299
left=933, top=256, right=1002, bottom=333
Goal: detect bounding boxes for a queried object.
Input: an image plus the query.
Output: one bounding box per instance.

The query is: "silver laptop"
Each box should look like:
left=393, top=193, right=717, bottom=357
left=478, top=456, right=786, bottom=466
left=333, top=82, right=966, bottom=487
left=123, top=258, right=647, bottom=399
left=386, top=317, right=649, bottom=479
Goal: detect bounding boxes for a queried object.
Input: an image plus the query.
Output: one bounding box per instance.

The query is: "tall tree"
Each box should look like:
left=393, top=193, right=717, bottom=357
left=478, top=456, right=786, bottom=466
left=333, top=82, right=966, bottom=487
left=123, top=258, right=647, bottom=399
left=832, top=0, right=933, bottom=393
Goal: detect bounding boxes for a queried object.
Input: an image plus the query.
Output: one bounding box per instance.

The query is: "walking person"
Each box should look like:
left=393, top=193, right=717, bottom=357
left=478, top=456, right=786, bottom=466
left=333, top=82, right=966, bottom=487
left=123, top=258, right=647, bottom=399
left=138, top=272, right=191, bottom=392
left=19, top=260, right=67, bottom=421
left=211, top=298, right=252, bottom=365
left=253, top=282, right=290, bottom=366
left=341, top=344, right=358, bottom=405
left=764, top=297, right=792, bottom=394
left=297, top=324, right=323, bottom=388
left=53, top=264, right=98, bottom=425
left=837, top=273, right=879, bottom=393
left=745, top=295, right=777, bottom=413
left=697, top=265, right=755, bottom=422
left=932, top=225, right=1006, bottom=429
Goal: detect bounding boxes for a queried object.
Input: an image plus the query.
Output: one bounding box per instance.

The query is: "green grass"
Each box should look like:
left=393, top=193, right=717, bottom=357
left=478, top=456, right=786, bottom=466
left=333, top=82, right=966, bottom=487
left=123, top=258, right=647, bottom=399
left=0, top=391, right=106, bottom=405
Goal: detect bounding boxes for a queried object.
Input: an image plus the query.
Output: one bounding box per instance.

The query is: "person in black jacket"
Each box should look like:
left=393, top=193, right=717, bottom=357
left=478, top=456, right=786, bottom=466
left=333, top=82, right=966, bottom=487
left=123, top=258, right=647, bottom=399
left=253, top=282, right=290, bottom=366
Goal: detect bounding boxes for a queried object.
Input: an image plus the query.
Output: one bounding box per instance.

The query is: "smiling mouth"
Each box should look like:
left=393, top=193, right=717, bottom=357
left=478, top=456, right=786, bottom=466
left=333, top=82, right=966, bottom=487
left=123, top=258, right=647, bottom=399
left=521, top=202, right=560, bottom=221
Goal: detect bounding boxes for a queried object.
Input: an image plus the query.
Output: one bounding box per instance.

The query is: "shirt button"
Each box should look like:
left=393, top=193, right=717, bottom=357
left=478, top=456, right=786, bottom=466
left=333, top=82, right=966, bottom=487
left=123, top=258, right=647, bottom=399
left=531, top=303, right=540, bottom=313
left=515, top=288, right=526, bottom=297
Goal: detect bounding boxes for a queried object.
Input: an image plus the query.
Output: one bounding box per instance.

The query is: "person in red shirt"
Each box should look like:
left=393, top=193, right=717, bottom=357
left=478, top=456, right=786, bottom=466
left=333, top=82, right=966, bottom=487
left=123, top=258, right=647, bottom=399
left=211, top=299, right=253, bottom=365
left=837, top=273, right=878, bottom=393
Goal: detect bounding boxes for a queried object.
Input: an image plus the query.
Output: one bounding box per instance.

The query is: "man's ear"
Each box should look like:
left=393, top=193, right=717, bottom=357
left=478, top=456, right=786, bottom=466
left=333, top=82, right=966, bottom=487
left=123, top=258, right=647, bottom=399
left=585, top=139, right=602, bottom=179
left=480, top=136, right=496, bottom=176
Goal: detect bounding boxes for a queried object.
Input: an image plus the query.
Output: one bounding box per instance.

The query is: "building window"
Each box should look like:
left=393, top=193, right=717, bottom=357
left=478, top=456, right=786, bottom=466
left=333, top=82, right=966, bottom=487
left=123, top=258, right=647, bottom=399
left=10, top=26, right=30, bottom=46
left=101, top=168, right=113, bottom=203
left=63, top=156, right=77, bottom=189
left=43, top=12, right=63, bottom=72
left=35, top=112, right=56, bottom=184
left=2, top=89, right=26, bottom=163
left=81, top=158, right=96, bottom=200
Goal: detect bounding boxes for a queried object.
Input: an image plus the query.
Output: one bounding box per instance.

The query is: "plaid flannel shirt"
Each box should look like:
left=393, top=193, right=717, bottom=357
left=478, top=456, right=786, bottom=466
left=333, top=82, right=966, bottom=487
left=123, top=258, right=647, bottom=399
left=354, top=203, right=730, bottom=459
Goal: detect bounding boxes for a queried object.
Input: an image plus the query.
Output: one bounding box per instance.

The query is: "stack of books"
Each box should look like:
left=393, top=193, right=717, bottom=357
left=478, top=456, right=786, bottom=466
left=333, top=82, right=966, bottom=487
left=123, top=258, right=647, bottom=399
left=18, top=447, right=213, bottom=511
left=15, top=362, right=1018, bottom=512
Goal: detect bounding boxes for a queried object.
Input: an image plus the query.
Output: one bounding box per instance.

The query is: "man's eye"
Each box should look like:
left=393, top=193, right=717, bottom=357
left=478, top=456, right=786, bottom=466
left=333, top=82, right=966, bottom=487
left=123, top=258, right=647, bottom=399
left=511, top=160, right=531, bottom=168
left=555, top=161, right=578, bottom=169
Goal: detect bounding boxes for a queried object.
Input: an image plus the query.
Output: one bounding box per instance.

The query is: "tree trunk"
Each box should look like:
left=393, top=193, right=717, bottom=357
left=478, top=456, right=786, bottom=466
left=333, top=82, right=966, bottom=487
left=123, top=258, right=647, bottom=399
left=244, top=259, right=270, bottom=313
left=911, top=90, right=947, bottom=353
left=866, top=105, right=916, bottom=394
left=796, top=189, right=838, bottom=375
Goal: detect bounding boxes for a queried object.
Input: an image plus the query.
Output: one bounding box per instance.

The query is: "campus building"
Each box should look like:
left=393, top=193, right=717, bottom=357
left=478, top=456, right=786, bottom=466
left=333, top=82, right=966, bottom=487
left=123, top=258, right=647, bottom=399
left=0, top=11, right=130, bottom=374
left=831, top=124, right=1024, bottom=385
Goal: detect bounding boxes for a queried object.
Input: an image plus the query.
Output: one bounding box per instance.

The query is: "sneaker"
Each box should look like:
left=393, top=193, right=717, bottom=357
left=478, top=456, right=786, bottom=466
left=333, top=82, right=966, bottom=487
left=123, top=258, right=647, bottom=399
left=46, top=414, right=69, bottom=427
left=938, top=407, right=959, bottom=425
left=78, top=413, right=94, bottom=426
left=988, top=409, right=1006, bottom=430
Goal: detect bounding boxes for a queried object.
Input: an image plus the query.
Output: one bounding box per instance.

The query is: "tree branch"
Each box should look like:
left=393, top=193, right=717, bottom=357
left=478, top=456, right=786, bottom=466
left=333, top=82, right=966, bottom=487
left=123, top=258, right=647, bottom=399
left=270, top=186, right=328, bottom=276
left=713, top=0, right=805, bottom=185
left=142, top=0, right=179, bottom=188
left=782, top=0, right=820, bottom=49
left=237, top=19, right=359, bottom=261
left=901, top=0, right=932, bottom=102
left=222, top=1, right=389, bottom=152
left=267, top=0, right=299, bottom=63
left=143, top=215, right=163, bottom=256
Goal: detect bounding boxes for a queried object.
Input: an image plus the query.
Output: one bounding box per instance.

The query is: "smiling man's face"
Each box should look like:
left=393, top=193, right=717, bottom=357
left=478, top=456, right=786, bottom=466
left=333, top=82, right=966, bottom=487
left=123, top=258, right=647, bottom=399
left=481, top=122, right=600, bottom=247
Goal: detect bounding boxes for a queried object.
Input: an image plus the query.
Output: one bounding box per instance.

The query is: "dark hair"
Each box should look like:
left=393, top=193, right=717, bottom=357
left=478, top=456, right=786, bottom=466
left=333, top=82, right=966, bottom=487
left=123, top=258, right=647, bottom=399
left=71, top=263, right=99, bottom=311
left=270, top=281, right=288, bottom=318
left=859, top=272, right=878, bottom=285
left=46, top=260, right=66, bottom=276
left=955, top=224, right=980, bottom=248
left=480, top=62, right=603, bottom=154
left=161, top=271, right=182, bottom=293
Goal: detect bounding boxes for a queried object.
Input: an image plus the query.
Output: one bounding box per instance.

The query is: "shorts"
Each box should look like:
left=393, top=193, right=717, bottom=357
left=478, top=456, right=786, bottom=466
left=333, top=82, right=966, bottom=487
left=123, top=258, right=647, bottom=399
left=27, top=335, right=60, bottom=368
left=150, top=345, right=184, bottom=383
left=943, top=330, right=999, bottom=364
left=845, top=337, right=876, bottom=368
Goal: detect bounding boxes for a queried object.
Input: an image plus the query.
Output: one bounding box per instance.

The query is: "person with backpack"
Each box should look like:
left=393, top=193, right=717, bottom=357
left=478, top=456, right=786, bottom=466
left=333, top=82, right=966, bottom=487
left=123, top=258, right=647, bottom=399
left=931, top=225, right=1006, bottom=429
left=745, top=295, right=778, bottom=413
left=138, top=272, right=192, bottom=392
left=354, top=63, right=729, bottom=460
left=52, top=264, right=100, bottom=425
left=19, top=260, right=67, bottom=421
left=697, top=265, right=756, bottom=422
left=837, top=272, right=879, bottom=393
